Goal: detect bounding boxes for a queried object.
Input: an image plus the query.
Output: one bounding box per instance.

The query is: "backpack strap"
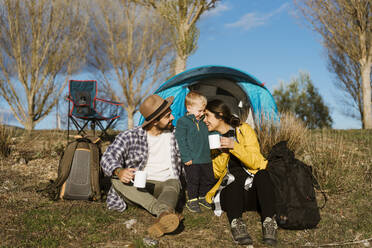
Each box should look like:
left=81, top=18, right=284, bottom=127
left=311, top=174, right=328, bottom=209
left=88, top=142, right=101, bottom=200
left=53, top=141, right=79, bottom=188
left=294, top=159, right=328, bottom=210
left=37, top=140, right=79, bottom=200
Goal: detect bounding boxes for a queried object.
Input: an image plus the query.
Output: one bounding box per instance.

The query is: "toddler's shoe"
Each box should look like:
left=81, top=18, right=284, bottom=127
left=198, top=196, right=212, bottom=209
left=186, top=198, right=201, bottom=213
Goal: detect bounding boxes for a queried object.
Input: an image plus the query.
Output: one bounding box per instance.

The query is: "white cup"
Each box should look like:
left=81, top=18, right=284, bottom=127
left=208, top=134, right=221, bottom=149
left=131, top=170, right=147, bottom=188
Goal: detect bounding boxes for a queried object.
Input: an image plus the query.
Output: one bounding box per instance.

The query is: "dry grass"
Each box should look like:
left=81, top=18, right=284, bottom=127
left=0, top=124, right=16, bottom=158
left=304, top=129, right=372, bottom=194
left=0, top=127, right=371, bottom=248
left=255, top=111, right=309, bottom=157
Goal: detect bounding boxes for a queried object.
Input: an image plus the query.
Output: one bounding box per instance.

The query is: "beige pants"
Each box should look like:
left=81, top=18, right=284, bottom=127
left=112, top=178, right=181, bottom=217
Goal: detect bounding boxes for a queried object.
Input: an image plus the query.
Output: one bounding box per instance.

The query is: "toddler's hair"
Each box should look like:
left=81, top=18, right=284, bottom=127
left=185, top=91, right=207, bottom=107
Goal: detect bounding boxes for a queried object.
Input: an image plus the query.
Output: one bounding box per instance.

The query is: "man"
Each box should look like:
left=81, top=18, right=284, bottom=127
left=101, top=94, right=183, bottom=237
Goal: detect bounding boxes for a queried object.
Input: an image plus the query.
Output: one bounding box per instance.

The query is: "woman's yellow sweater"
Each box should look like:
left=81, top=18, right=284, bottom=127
left=205, top=123, right=268, bottom=203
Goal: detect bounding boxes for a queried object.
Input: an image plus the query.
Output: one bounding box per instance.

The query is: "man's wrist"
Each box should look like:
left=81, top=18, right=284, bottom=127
left=113, top=168, right=121, bottom=176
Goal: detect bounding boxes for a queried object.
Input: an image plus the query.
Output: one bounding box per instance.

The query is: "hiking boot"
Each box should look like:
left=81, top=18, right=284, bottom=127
left=198, top=197, right=212, bottom=210
left=186, top=198, right=201, bottom=213
left=262, top=216, right=278, bottom=246
left=230, top=218, right=253, bottom=245
left=147, top=211, right=180, bottom=238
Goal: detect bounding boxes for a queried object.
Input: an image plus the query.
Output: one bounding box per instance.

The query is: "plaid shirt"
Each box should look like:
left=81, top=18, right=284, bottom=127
left=100, top=126, right=182, bottom=212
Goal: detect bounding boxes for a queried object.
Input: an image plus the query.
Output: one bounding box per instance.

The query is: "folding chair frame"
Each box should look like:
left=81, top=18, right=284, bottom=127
left=66, top=80, right=121, bottom=141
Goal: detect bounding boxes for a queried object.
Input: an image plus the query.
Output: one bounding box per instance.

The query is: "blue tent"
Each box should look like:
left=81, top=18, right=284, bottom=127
left=139, top=65, right=278, bottom=127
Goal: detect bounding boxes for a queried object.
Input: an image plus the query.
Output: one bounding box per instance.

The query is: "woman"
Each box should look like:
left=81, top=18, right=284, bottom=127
left=204, top=99, right=278, bottom=246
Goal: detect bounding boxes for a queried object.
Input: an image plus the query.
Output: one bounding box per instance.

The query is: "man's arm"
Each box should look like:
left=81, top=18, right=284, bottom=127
left=100, top=132, right=127, bottom=177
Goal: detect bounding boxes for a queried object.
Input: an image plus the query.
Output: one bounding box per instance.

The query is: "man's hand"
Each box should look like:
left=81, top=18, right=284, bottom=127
left=184, top=160, right=192, bottom=166
left=117, top=168, right=136, bottom=183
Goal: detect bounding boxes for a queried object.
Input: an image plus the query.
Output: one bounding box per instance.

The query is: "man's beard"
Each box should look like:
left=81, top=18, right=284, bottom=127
left=158, top=121, right=174, bottom=131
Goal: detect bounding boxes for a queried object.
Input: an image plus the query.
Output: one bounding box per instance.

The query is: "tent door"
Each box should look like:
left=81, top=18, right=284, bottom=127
left=188, top=78, right=255, bottom=125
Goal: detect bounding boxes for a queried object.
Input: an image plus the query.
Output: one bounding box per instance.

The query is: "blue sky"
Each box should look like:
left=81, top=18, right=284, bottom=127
left=187, top=0, right=361, bottom=129
left=0, top=0, right=362, bottom=129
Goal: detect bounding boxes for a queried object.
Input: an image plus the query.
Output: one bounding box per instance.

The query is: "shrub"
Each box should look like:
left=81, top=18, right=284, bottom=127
left=255, top=111, right=308, bottom=157
left=0, top=124, right=14, bottom=158
left=37, top=130, right=66, bottom=158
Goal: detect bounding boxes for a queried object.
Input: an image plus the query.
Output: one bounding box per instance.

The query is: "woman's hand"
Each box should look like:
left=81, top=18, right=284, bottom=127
left=220, top=137, right=235, bottom=149
left=118, top=168, right=136, bottom=183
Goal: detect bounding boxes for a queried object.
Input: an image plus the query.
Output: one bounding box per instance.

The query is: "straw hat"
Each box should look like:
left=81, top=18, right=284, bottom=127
left=140, top=95, right=174, bottom=128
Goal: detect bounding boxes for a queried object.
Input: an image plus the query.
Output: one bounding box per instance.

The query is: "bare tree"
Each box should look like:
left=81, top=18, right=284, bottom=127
left=326, top=45, right=369, bottom=127
left=0, top=0, right=88, bottom=131
left=87, top=0, right=174, bottom=129
left=134, top=0, right=219, bottom=74
left=294, top=0, right=372, bottom=129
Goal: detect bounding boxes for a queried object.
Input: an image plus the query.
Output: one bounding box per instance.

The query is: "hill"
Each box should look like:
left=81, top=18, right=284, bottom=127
left=0, top=129, right=371, bottom=247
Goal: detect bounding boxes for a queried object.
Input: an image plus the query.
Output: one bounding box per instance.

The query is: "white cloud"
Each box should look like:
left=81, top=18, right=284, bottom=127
left=203, top=3, right=231, bottom=18
left=225, top=3, right=289, bottom=31
left=225, top=12, right=266, bottom=30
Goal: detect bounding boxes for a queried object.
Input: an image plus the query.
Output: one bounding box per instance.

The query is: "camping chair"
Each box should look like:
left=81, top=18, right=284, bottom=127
left=67, top=80, right=121, bottom=140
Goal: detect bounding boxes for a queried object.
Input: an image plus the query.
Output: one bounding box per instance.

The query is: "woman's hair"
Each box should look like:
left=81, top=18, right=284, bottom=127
left=206, top=99, right=241, bottom=128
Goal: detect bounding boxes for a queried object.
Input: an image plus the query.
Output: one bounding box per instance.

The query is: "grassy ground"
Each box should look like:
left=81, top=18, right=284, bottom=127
left=0, top=128, right=371, bottom=248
